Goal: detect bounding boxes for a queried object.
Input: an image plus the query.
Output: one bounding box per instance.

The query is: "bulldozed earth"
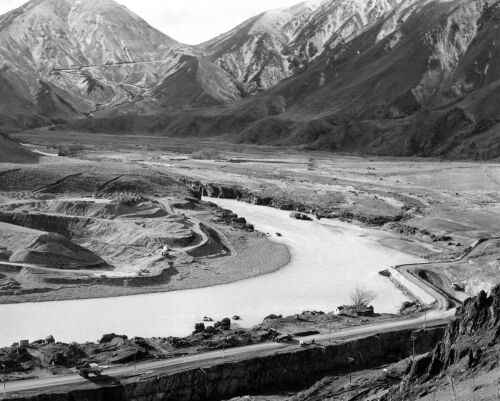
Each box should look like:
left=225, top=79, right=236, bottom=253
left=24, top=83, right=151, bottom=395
left=0, top=158, right=289, bottom=303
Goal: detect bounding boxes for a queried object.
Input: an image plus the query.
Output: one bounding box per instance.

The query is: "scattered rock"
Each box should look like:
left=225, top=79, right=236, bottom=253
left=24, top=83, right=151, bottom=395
left=290, top=212, right=313, bottom=221
left=264, top=314, right=283, bottom=322
left=99, top=333, right=128, bottom=344
left=220, top=318, right=231, bottom=330
left=337, top=305, right=375, bottom=317
left=45, top=335, right=55, bottom=344
left=194, top=323, right=205, bottom=334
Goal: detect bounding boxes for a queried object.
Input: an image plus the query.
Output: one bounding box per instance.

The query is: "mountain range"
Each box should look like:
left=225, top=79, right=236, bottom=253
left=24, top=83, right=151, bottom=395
left=1, top=0, right=500, bottom=159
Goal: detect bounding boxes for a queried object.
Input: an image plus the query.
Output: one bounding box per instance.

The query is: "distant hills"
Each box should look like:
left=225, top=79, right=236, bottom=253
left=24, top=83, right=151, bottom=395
left=1, top=0, right=499, bottom=159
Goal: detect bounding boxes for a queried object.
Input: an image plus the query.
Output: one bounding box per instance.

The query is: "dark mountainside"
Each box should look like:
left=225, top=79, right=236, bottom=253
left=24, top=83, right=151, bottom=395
left=0, top=132, right=38, bottom=163
left=2, top=0, right=500, bottom=159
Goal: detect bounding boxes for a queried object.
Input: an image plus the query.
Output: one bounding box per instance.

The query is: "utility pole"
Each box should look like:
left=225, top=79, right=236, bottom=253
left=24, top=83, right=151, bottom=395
left=133, top=353, right=136, bottom=375
left=411, top=335, right=417, bottom=359
left=423, top=309, right=427, bottom=330
left=222, top=336, right=228, bottom=359
left=347, top=356, right=354, bottom=384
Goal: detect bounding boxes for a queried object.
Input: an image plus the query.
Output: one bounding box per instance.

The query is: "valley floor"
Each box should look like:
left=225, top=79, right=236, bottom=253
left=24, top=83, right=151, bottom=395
left=5, top=130, right=500, bottom=304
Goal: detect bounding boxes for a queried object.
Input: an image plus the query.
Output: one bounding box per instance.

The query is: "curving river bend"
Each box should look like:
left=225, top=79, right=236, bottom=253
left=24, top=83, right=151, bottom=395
left=0, top=199, right=423, bottom=345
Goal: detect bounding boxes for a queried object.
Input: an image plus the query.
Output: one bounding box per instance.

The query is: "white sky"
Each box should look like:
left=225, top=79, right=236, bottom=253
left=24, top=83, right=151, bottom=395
left=0, top=0, right=304, bottom=44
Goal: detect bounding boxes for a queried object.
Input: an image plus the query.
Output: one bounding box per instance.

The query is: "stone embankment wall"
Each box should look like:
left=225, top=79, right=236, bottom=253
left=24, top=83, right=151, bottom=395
left=16, top=328, right=444, bottom=401
left=380, top=268, right=421, bottom=305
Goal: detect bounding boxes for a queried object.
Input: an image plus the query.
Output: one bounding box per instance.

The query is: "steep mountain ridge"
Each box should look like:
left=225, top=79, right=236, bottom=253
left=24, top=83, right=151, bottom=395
left=79, top=0, right=500, bottom=159
left=3, top=0, right=500, bottom=159
left=0, top=0, right=185, bottom=122
left=199, top=0, right=410, bottom=95
left=0, top=0, right=420, bottom=126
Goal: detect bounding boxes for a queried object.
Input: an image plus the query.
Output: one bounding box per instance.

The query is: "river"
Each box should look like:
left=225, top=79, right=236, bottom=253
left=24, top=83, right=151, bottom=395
left=0, top=199, right=423, bottom=345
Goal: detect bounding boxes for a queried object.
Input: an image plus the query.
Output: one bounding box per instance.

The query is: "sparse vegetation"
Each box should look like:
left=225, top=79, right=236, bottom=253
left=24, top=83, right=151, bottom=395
left=350, top=287, right=377, bottom=307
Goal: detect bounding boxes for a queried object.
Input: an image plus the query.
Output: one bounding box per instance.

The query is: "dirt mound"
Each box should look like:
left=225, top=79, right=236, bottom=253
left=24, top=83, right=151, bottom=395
left=0, top=210, right=196, bottom=265
left=9, top=233, right=104, bottom=268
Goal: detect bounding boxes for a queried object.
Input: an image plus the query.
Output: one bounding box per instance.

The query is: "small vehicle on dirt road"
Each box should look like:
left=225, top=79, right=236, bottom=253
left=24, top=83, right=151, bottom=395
left=78, top=363, right=103, bottom=379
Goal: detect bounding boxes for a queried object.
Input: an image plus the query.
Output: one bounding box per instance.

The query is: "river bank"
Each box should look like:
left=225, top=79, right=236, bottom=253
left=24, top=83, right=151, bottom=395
left=0, top=197, right=421, bottom=346
left=0, top=164, right=291, bottom=305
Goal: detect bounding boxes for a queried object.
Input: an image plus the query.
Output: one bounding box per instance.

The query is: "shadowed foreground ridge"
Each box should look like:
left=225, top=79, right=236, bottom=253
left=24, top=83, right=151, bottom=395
left=383, top=286, right=500, bottom=400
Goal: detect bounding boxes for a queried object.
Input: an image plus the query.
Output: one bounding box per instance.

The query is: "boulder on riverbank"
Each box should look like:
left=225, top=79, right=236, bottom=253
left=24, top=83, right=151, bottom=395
left=290, top=212, right=313, bottom=221
left=264, top=314, right=283, bottom=322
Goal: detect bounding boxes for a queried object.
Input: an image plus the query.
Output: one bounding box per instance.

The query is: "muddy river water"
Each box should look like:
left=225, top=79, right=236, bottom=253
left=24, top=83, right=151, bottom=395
left=0, top=199, right=423, bottom=345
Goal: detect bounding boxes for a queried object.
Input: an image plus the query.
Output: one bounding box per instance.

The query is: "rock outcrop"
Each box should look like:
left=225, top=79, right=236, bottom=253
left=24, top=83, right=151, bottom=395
left=384, top=285, right=500, bottom=400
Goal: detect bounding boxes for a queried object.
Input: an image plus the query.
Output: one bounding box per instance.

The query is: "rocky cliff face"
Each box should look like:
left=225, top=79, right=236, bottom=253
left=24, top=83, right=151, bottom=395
left=383, top=286, right=500, bottom=400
